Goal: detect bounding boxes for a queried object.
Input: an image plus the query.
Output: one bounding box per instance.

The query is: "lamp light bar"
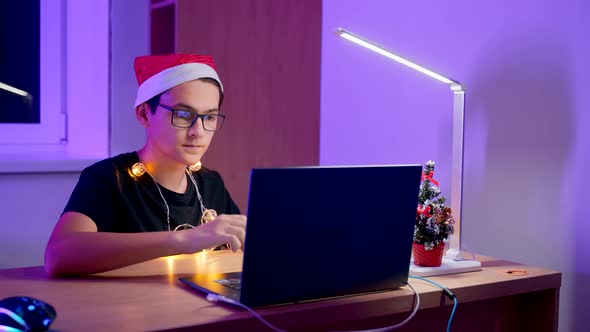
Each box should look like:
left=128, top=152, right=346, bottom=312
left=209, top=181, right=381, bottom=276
left=336, top=28, right=459, bottom=86
left=0, top=82, right=30, bottom=98
left=335, top=27, right=482, bottom=275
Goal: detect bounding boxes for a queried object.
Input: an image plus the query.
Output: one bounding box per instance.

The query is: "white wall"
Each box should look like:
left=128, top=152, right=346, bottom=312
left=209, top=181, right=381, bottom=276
left=110, top=0, right=149, bottom=155
left=322, top=1, right=589, bottom=331
left=0, top=174, right=79, bottom=268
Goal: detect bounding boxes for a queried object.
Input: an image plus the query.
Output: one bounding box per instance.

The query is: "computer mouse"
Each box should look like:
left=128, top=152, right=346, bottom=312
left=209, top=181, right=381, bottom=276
left=0, top=296, right=56, bottom=332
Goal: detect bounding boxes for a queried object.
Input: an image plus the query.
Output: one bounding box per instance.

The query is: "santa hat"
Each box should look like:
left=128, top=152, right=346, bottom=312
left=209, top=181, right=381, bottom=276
left=133, top=53, right=223, bottom=108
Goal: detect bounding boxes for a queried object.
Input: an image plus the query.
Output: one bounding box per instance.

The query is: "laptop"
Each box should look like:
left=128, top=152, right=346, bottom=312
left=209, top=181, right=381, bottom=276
left=179, top=165, right=422, bottom=308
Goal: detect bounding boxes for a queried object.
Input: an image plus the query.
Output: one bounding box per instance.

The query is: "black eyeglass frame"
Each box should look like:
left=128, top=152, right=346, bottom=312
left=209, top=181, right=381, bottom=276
left=158, top=104, right=226, bottom=132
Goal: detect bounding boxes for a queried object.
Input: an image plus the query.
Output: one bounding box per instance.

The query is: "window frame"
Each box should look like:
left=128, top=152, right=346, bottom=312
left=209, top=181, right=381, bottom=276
left=0, top=0, right=110, bottom=173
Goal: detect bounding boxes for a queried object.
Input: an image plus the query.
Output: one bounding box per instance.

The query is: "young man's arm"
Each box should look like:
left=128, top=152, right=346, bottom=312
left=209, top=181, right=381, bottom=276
left=44, top=212, right=246, bottom=277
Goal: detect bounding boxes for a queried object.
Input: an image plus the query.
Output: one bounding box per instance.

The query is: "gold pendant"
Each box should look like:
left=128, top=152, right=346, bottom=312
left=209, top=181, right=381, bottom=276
left=201, top=209, right=218, bottom=224
left=188, top=161, right=202, bottom=172
left=201, top=209, right=219, bottom=252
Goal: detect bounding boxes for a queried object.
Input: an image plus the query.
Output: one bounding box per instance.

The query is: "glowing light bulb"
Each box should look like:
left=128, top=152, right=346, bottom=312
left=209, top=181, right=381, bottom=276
left=131, top=163, right=146, bottom=177
left=188, top=161, right=202, bottom=172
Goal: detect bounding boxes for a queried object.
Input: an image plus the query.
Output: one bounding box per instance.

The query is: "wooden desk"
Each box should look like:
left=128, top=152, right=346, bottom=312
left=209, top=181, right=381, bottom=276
left=0, top=252, right=560, bottom=332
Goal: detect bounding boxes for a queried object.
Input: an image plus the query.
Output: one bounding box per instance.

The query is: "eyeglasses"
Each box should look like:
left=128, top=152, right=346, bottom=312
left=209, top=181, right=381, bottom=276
left=0, top=296, right=56, bottom=332
left=158, top=104, right=226, bottom=132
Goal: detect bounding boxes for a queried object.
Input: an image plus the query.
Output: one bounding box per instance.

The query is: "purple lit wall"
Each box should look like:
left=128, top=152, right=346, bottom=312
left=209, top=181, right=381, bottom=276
left=321, top=0, right=589, bottom=330
left=1, top=0, right=588, bottom=329
left=66, top=0, right=109, bottom=157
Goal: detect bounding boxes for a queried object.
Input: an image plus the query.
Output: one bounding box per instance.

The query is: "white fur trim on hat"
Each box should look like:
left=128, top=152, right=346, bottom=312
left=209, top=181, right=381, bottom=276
left=134, top=63, right=223, bottom=107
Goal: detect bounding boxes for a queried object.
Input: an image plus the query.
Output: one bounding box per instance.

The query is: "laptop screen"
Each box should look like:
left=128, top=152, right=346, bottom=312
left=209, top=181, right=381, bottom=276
left=239, top=165, right=421, bottom=307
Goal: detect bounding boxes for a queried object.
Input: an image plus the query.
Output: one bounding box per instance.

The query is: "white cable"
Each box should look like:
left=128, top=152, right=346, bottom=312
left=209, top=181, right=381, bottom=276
left=206, top=294, right=287, bottom=332
left=205, top=281, right=420, bottom=332
left=330, top=281, right=420, bottom=332
left=409, top=276, right=457, bottom=332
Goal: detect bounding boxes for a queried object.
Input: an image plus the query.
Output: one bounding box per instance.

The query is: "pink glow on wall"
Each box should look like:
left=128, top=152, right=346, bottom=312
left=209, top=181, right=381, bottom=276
left=65, top=0, right=109, bottom=157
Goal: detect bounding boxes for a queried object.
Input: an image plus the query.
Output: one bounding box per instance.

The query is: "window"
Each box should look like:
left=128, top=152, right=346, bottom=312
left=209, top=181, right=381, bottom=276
left=0, top=0, right=66, bottom=145
left=0, top=0, right=110, bottom=173
left=0, top=1, right=40, bottom=124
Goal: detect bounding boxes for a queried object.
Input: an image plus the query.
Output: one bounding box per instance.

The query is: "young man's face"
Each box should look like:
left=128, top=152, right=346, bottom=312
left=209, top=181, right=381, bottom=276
left=145, top=79, right=221, bottom=167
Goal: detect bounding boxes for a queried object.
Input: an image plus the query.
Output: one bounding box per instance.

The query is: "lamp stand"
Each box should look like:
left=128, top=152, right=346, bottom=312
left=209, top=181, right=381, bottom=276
left=336, top=28, right=482, bottom=276
left=409, top=86, right=480, bottom=277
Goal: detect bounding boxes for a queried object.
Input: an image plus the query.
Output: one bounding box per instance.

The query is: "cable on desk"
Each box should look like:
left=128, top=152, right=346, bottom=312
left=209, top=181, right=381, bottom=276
left=205, top=294, right=286, bottom=332
left=206, top=281, right=421, bottom=332
left=409, top=275, right=457, bottom=332
left=330, top=281, right=421, bottom=332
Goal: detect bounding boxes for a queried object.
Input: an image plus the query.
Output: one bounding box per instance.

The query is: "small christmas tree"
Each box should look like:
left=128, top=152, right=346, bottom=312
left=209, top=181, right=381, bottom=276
left=414, top=161, right=455, bottom=250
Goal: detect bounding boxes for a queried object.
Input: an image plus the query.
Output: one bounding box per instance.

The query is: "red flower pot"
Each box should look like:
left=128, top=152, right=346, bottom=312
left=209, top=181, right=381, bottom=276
left=413, top=242, right=445, bottom=267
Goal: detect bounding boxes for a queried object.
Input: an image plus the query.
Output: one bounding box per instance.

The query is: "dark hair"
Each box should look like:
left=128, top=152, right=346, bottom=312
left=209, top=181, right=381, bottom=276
left=146, top=77, right=224, bottom=114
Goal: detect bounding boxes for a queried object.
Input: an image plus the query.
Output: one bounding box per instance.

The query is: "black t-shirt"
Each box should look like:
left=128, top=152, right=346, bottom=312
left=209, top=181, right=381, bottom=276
left=63, top=152, right=239, bottom=232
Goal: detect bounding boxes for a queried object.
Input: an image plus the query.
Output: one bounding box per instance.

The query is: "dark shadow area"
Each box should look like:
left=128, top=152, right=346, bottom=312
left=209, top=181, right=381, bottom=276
left=572, top=272, right=590, bottom=332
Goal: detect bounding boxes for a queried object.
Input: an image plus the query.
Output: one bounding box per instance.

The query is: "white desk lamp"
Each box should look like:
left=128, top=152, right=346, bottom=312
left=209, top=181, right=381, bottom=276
left=336, top=28, right=481, bottom=276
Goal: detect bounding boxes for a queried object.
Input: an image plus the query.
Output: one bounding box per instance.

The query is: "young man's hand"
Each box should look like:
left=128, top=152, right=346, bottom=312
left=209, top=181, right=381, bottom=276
left=175, top=214, right=247, bottom=253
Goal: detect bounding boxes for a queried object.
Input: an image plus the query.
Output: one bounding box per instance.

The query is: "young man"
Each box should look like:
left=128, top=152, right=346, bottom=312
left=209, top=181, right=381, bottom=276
left=44, top=54, right=246, bottom=277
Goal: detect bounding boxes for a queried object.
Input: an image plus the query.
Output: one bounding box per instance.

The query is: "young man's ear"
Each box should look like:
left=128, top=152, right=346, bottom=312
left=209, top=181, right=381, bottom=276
left=135, top=103, right=151, bottom=127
